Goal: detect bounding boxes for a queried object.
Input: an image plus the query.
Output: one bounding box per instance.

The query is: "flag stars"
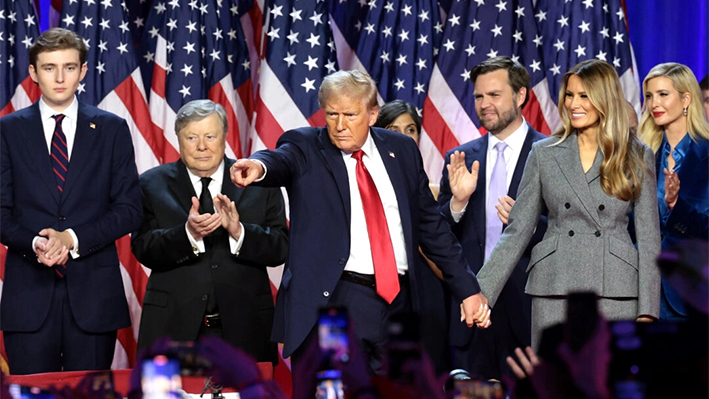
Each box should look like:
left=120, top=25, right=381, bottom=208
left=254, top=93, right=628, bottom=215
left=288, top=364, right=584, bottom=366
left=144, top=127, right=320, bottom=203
left=209, top=49, right=220, bottom=61
left=290, top=8, right=302, bottom=21
left=213, top=27, right=223, bottom=41
left=613, top=57, right=621, bottom=68
left=99, top=18, right=110, bottom=29
left=306, top=32, right=320, bottom=47
left=514, top=6, right=525, bottom=17
left=465, top=44, right=476, bottom=56
left=302, top=78, right=316, bottom=92
left=596, top=51, right=607, bottom=61
left=535, top=9, right=546, bottom=22
left=168, top=0, right=179, bottom=8
left=270, top=4, right=283, bottom=19
left=491, top=24, right=503, bottom=37
left=199, top=3, right=208, bottom=14
left=448, top=14, right=460, bottom=27
left=417, top=34, right=428, bottom=46
left=22, top=35, right=33, bottom=48
left=116, top=42, right=128, bottom=54
left=529, top=59, right=541, bottom=72
left=242, top=59, right=250, bottom=70
left=284, top=52, right=296, bottom=66
left=304, top=55, right=319, bottom=70
left=183, top=42, right=196, bottom=54
left=134, top=17, right=144, bottom=28
left=186, top=20, right=197, bottom=33
left=434, top=22, right=443, bottom=33
left=382, top=26, right=392, bottom=37
left=495, top=0, right=507, bottom=12
left=418, top=9, right=429, bottom=22
left=553, top=39, right=565, bottom=52
left=325, top=60, right=336, bottom=73
left=267, top=26, right=280, bottom=41
left=583, top=0, right=594, bottom=8
left=149, top=26, right=159, bottom=38
left=63, top=14, right=75, bottom=27
left=287, top=30, right=299, bottom=44
left=166, top=41, right=175, bottom=52
left=227, top=29, right=237, bottom=40
left=167, top=18, right=177, bottom=30
left=416, top=58, right=427, bottom=70
left=486, top=49, right=498, bottom=58
left=365, top=23, right=375, bottom=34
left=355, top=21, right=362, bottom=31
left=578, top=20, right=590, bottom=33
left=474, top=0, right=484, bottom=6
left=384, top=2, right=394, bottom=12
left=513, top=30, right=522, bottom=42
left=460, top=68, right=470, bottom=81
left=557, top=15, right=569, bottom=28
left=81, top=16, right=93, bottom=28
left=181, top=64, right=193, bottom=76
left=144, top=51, right=154, bottom=63
left=394, top=79, right=405, bottom=90
left=616, top=8, right=624, bottom=20
left=154, top=2, right=166, bottom=13
left=599, top=27, right=609, bottom=38
left=96, top=61, right=106, bottom=74
left=310, top=11, right=323, bottom=26
left=188, top=0, right=198, bottom=9
left=84, top=0, right=95, bottom=6
left=380, top=51, right=390, bottom=63
left=414, top=82, right=425, bottom=94
left=470, top=20, right=481, bottom=31
left=119, top=20, right=129, bottom=33
left=402, top=4, right=412, bottom=16
left=179, top=85, right=191, bottom=98
left=396, top=54, right=407, bottom=66
left=532, top=34, right=543, bottom=47
left=443, top=38, right=455, bottom=51
left=398, top=29, right=409, bottom=42
left=613, top=31, right=624, bottom=44
left=574, top=44, right=586, bottom=57
left=549, top=64, right=561, bottom=75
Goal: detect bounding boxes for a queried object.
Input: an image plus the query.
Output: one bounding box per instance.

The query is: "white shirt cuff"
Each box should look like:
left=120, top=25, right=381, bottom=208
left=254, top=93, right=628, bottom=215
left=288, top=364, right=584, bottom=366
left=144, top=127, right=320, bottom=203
left=252, top=159, right=267, bottom=182
left=229, top=222, right=245, bottom=256
left=186, top=223, right=206, bottom=254
left=451, top=200, right=468, bottom=223
left=66, top=228, right=80, bottom=259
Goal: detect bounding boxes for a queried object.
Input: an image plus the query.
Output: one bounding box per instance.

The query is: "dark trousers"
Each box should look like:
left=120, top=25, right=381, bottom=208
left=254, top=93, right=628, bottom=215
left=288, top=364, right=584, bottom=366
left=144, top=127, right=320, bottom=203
left=291, top=275, right=411, bottom=397
left=4, top=278, right=117, bottom=375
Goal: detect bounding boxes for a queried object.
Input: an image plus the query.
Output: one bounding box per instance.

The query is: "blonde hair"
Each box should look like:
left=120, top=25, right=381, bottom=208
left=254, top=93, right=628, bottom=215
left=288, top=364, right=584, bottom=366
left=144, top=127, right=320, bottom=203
left=638, top=62, right=709, bottom=152
left=555, top=59, right=646, bottom=202
left=318, top=70, right=379, bottom=110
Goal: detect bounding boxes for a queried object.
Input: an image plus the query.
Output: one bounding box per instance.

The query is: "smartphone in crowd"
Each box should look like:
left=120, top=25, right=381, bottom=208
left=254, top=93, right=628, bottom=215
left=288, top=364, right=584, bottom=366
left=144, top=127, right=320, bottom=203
left=141, top=354, right=182, bottom=399
left=386, top=312, right=421, bottom=383
left=318, top=306, right=350, bottom=364
left=453, top=380, right=507, bottom=399
left=565, top=291, right=599, bottom=352
left=8, top=385, right=57, bottom=399
left=314, top=369, right=345, bottom=399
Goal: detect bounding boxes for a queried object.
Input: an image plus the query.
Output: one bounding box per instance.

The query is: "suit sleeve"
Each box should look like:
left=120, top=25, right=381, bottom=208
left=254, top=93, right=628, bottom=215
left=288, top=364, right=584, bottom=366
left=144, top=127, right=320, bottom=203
left=662, top=186, right=709, bottom=240
left=415, top=146, right=481, bottom=302
left=0, top=120, right=39, bottom=257
left=70, top=119, right=143, bottom=256
left=476, top=143, right=544, bottom=307
left=237, top=187, right=289, bottom=266
left=130, top=181, right=197, bottom=271
left=634, top=145, right=662, bottom=318
left=252, top=131, right=308, bottom=188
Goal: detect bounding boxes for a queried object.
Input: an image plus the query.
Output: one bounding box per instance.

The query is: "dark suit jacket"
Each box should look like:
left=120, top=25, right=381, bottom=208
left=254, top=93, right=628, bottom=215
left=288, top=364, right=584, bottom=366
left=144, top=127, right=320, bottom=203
left=131, top=158, right=289, bottom=363
left=438, top=125, right=547, bottom=377
left=656, top=138, right=709, bottom=316
left=0, top=101, right=142, bottom=333
left=251, top=126, right=481, bottom=358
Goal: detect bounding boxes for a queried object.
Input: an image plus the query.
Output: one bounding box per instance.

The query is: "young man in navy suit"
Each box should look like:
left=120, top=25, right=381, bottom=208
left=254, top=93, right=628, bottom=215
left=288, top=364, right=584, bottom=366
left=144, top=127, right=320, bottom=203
left=0, top=28, right=142, bottom=374
left=230, top=70, right=491, bottom=394
left=438, top=57, right=547, bottom=380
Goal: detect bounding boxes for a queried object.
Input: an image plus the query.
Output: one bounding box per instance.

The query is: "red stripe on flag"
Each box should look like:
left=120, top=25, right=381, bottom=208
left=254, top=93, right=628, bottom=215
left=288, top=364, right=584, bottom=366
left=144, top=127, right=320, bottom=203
left=116, top=235, right=148, bottom=305
left=522, top=92, right=552, bottom=136
left=307, top=109, right=325, bottom=128
left=151, top=64, right=167, bottom=99
left=253, top=95, right=285, bottom=150
left=236, top=79, right=255, bottom=123
left=117, top=327, right=138, bottom=367
left=248, top=4, right=264, bottom=57
left=114, top=76, right=177, bottom=163
left=0, top=103, right=15, bottom=117
left=208, top=84, right=243, bottom=159
left=21, top=76, right=42, bottom=103
left=421, top=97, right=464, bottom=157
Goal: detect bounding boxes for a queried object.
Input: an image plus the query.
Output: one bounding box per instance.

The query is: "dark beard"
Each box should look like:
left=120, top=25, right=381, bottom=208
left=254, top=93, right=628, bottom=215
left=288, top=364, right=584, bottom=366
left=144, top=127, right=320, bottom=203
left=480, top=107, right=519, bottom=134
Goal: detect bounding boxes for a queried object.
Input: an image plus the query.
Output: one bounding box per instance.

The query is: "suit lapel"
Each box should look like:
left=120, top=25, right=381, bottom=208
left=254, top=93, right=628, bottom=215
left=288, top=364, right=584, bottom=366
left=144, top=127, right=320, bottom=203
left=373, top=130, right=413, bottom=243
left=62, top=103, right=100, bottom=200
left=168, top=160, right=199, bottom=213
left=508, top=125, right=535, bottom=199
left=554, top=135, right=601, bottom=226
left=317, top=128, right=351, bottom=223
left=20, top=103, right=60, bottom=203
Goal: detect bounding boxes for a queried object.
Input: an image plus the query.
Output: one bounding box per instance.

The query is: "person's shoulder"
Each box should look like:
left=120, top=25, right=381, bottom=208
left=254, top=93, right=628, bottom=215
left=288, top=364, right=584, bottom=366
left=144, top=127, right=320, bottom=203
left=533, top=134, right=562, bottom=149
left=140, top=161, right=179, bottom=183
left=0, top=103, right=37, bottom=124
left=78, top=102, right=126, bottom=124
left=527, top=124, right=548, bottom=141
left=446, top=135, right=485, bottom=157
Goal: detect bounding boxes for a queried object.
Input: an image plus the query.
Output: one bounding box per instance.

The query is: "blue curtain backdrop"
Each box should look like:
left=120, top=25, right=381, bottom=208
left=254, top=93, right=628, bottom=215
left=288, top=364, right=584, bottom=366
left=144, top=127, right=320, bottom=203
left=36, top=0, right=709, bottom=97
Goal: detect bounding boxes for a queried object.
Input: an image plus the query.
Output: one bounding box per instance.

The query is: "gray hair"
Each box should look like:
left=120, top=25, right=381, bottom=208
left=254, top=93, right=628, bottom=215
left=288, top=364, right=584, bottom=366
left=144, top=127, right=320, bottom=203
left=318, top=70, right=378, bottom=109
left=174, top=99, right=228, bottom=136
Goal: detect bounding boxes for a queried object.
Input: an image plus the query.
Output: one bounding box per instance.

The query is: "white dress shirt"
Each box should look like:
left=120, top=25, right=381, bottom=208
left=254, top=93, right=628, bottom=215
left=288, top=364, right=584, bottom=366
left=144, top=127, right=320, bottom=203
left=342, top=133, right=408, bottom=275
left=184, top=160, right=245, bottom=256
left=452, top=119, right=530, bottom=223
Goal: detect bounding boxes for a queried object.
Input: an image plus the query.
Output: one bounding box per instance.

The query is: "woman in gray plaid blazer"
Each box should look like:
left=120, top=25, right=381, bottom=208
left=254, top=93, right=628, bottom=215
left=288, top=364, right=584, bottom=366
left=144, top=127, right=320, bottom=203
left=476, top=59, right=661, bottom=348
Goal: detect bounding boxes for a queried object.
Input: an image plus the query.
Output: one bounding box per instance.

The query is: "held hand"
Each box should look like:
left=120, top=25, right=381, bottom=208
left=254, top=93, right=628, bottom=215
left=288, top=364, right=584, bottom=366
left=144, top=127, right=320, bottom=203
left=446, top=152, right=479, bottom=212
left=186, top=197, right=222, bottom=241
left=214, top=194, right=242, bottom=239
left=495, top=195, right=515, bottom=225
left=663, top=168, right=680, bottom=210
left=39, top=228, right=74, bottom=251
left=230, top=159, right=264, bottom=188
left=460, top=293, right=491, bottom=328
left=36, top=239, right=69, bottom=267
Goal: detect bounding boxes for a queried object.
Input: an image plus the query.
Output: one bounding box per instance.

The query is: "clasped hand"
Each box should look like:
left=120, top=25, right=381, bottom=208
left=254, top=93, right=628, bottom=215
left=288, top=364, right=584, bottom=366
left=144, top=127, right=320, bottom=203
left=187, top=194, right=243, bottom=241
left=35, top=228, right=73, bottom=267
left=460, top=292, right=492, bottom=329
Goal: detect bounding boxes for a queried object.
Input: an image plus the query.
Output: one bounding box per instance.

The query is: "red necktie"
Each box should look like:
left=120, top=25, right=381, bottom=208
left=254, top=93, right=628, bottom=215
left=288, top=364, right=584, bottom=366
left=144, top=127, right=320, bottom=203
left=51, top=114, right=69, bottom=193
left=351, top=150, right=399, bottom=304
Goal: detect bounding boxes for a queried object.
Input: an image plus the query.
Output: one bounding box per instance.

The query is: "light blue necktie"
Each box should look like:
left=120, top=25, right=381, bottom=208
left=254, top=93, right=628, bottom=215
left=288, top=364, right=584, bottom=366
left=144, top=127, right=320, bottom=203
left=485, top=141, right=508, bottom=261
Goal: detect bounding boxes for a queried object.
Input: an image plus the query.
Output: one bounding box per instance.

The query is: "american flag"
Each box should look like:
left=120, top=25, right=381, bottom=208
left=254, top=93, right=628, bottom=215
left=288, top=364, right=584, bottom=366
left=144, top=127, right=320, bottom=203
left=1, top=0, right=641, bottom=386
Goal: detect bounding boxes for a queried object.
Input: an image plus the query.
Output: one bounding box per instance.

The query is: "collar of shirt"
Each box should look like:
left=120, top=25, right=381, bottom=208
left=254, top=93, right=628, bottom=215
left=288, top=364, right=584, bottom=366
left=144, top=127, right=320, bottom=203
left=39, top=96, right=79, bottom=159
left=185, top=159, right=226, bottom=203
left=660, top=131, right=692, bottom=173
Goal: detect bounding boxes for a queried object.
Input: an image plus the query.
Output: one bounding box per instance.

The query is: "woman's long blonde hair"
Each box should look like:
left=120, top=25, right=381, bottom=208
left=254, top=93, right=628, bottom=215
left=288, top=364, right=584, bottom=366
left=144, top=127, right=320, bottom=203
left=638, top=62, right=709, bottom=153
left=555, top=59, right=646, bottom=202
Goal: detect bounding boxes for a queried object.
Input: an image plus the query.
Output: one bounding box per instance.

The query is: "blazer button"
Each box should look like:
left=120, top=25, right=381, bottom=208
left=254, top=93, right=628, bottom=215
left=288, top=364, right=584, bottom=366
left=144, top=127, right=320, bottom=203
left=598, top=204, right=605, bottom=211
left=202, top=295, right=208, bottom=301
left=59, top=216, right=66, bottom=221
left=323, top=291, right=330, bottom=297
left=568, top=230, right=574, bottom=237
left=338, top=258, right=346, bottom=265
left=212, top=264, right=218, bottom=269
left=595, top=231, right=601, bottom=237
left=564, top=203, right=570, bottom=209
